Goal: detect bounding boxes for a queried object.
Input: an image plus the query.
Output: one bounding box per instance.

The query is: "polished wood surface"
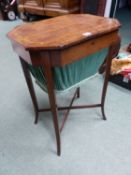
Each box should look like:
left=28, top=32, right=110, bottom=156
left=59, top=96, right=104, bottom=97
left=18, top=0, right=80, bottom=16
left=8, top=14, right=121, bottom=155
left=8, top=14, right=120, bottom=50
left=19, top=0, right=45, bottom=15
left=19, top=0, right=107, bottom=18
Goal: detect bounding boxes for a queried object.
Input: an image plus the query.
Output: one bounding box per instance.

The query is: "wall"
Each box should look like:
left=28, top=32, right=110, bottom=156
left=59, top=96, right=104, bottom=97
left=104, top=0, right=112, bottom=17
left=104, top=0, right=119, bottom=17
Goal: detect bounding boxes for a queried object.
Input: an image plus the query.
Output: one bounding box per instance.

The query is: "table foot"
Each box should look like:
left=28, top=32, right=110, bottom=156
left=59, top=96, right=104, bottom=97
left=101, top=105, right=107, bottom=120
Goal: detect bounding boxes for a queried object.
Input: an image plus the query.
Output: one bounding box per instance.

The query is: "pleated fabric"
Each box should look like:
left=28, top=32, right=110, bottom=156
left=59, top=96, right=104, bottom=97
left=28, top=47, right=108, bottom=92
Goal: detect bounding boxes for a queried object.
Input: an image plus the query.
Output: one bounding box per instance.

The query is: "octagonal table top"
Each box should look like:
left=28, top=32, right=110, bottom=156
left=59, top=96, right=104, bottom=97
left=7, top=14, right=121, bottom=51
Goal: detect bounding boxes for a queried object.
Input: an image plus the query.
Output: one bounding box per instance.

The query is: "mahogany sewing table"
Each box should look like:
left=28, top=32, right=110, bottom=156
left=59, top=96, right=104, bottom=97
left=8, top=14, right=120, bottom=156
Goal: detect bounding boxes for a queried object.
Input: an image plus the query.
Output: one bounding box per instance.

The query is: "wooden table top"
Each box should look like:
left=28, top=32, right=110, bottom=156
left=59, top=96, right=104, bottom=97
left=7, top=14, right=120, bottom=51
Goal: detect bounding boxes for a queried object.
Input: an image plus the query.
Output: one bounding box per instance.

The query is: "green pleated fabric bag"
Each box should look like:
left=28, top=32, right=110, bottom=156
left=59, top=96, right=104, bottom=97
left=28, top=47, right=108, bottom=92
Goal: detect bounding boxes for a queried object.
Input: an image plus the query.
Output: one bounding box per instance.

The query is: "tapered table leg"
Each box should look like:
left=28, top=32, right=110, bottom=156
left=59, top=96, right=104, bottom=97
left=20, top=57, right=39, bottom=124
left=101, top=43, right=118, bottom=120
left=42, top=54, right=61, bottom=156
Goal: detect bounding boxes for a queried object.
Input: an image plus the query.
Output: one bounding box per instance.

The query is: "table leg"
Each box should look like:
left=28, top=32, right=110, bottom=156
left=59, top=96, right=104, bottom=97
left=101, top=43, right=117, bottom=120
left=42, top=55, right=61, bottom=156
left=19, top=57, right=39, bottom=124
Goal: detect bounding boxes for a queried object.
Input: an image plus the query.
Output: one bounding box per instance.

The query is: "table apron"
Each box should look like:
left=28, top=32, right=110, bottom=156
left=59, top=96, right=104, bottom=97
left=11, top=31, right=119, bottom=67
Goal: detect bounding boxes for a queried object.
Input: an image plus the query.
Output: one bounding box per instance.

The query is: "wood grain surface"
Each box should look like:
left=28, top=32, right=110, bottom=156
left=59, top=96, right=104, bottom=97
left=7, top=14, right=121, bottom=50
